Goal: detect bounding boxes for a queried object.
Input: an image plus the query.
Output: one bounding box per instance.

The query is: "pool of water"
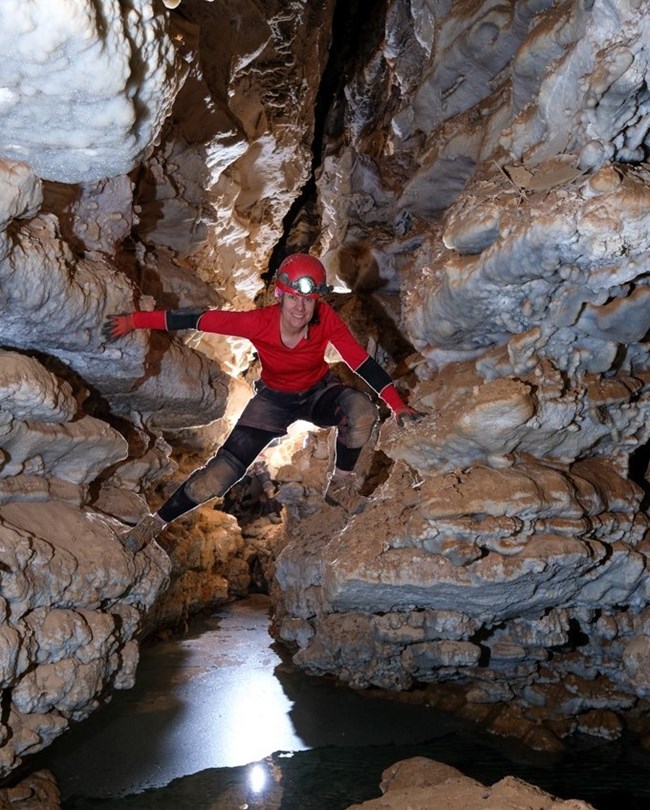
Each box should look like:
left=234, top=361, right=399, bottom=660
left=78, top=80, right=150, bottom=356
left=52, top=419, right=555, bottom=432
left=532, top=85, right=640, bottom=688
left=28, top=595, right=650, bottom=809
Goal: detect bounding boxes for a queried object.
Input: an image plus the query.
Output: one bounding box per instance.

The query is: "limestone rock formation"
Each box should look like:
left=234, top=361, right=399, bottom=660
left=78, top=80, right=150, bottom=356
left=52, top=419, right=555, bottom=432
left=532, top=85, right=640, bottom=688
left=271, top=0, right=650, bottom=751
left=0, top=769, right=60, bottom=810
left=0, top=0, right=649, bottom=791
left=0, top=0, right=182, bottom=184
left=346, top=757, right=595, bottom=810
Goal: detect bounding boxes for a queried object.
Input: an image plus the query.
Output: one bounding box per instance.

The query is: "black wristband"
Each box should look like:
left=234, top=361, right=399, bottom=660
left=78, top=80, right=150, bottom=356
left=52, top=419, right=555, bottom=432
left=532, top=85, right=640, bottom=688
left=165, top=309, right=204, bottom=330
left=355, top=356, right=393, bottom=395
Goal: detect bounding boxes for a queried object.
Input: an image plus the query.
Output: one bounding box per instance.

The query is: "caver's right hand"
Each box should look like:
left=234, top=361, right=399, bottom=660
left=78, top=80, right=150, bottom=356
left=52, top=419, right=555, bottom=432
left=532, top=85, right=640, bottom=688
left=102, top=313, right=135, bottom=342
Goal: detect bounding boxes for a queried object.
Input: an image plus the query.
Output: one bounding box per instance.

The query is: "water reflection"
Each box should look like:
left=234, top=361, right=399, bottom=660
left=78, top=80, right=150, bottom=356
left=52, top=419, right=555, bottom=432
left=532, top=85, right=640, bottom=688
left=54, top=739, right=650, bottom=810
left=212, top=666, right=305, bottom=765
left=28, top=596, right=650, bottom=810
left=248, top=763, right=266, bottom=793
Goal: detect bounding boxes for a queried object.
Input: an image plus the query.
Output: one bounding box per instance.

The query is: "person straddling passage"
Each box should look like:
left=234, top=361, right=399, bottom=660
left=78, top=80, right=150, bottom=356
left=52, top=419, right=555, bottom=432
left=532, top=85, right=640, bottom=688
left=103, top=253, right=424, bottom=553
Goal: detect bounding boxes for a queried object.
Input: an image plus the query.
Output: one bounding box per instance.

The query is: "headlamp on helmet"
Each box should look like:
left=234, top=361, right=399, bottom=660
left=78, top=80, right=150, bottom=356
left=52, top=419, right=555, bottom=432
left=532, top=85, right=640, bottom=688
left=275, top=254, right=332, bottom=299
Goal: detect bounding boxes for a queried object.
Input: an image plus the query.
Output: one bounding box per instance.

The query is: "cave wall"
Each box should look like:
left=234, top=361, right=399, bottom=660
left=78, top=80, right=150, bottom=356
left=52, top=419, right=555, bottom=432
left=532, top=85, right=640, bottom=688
left=0, top=0, right=649, bottom=778
left=272, top=0, right=650, bottom=750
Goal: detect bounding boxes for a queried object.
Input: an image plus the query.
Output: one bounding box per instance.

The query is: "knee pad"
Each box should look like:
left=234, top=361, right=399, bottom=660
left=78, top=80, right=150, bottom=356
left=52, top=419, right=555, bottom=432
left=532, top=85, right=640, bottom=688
left=184, top=449, right=248, bottom=503
left=337, top=389, right=378, bottom=448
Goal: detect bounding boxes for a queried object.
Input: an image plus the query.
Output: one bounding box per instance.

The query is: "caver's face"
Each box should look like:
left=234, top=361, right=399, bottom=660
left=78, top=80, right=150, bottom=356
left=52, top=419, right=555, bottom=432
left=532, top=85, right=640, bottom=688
left=280, top=292, right=316, bottom=331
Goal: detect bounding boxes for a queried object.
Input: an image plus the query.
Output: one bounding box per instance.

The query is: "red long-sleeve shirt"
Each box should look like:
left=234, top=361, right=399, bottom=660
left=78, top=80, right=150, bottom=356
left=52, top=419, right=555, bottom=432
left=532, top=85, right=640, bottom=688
left=133, top=302, right=365, bottom=391
left=131, top=301, right=406, bottom=409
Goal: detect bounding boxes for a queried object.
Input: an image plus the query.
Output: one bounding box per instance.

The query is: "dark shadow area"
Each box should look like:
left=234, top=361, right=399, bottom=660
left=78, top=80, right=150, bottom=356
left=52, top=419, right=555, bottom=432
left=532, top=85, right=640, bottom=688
left=53, top=726, right=650, bottom=810
left=265, top=0, right=389, bottom=280
left=272, top=654, right=465, bottom=752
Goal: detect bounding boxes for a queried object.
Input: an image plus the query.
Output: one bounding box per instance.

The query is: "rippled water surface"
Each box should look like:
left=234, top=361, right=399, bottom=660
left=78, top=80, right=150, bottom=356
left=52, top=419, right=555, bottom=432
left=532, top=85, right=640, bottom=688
left=31, top=595, right=650, bottom=810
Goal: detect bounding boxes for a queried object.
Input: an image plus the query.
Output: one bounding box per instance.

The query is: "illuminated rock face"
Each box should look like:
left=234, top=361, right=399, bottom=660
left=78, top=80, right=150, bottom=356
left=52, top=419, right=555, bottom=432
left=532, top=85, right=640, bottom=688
left=0, top=0, right=180, bottom=184
left=0, top=0, right=649, bottom=779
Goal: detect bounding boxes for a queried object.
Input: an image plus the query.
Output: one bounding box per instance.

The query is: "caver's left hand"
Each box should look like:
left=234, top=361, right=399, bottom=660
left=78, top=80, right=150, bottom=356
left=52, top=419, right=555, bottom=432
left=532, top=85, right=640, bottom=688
left=393, top=405, right=425, bottom=427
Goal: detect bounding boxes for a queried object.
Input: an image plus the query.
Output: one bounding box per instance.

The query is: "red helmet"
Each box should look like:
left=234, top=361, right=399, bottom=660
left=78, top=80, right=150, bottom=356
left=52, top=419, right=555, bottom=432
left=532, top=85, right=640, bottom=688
left=275, top=253, right=332, bottom=299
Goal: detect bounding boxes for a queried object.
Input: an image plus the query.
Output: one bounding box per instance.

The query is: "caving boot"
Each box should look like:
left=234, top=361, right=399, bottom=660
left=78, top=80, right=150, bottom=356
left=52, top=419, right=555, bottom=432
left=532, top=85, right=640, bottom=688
left=324, top=472, right=367, bottom=515
left=118, top=513, right=166, bottom=554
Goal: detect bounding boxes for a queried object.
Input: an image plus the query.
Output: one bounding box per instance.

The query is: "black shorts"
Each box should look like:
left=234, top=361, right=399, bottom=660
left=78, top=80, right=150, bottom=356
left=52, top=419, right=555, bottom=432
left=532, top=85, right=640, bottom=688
left=236, top=373, right=348, bottom=435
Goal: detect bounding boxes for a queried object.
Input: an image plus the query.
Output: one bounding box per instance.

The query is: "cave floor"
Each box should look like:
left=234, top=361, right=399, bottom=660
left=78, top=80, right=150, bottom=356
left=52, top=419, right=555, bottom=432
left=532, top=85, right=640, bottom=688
left=30, top=594, right=650, bottom=809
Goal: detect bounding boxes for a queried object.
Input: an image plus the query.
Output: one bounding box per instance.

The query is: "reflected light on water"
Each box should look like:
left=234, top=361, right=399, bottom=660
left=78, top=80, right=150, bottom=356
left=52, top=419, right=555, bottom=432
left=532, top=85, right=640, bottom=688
left=209, top=668, right=308, bottom=766
left=248, top=763, right=267, bottom=793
